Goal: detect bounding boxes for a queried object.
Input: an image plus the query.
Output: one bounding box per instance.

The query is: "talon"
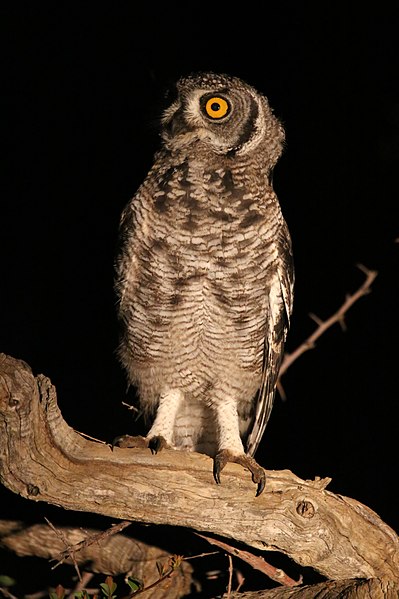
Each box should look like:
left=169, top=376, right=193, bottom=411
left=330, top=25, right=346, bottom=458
left=213, top=449, right=266, bottom=496
left=248, top=461, right=266, bottom=496
left=213, top=449, right=230, bottom=486
left=246, top=457, right=266, bottom=496
left=213, top=454, right=224, bottom=485
left=148, top=435, right=168, bottom=454
left=255, top=473, right=266, bottom=497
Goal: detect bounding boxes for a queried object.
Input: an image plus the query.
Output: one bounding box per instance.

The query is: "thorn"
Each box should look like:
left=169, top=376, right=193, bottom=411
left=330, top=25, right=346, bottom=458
left=356, top=263, right=377, bottom=279
left=356, top=263, right=370, bottom=275
left=309, top=312, right=323, bottom=326
left=277, top=380, right=287, bottom=402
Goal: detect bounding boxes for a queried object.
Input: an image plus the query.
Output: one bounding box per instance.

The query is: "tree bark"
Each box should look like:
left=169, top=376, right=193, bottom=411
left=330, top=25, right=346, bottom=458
left=224, top=578, right=399, bottom=598
left=0, top=520, right=193, bottom=599
left=1, top=353, right=398, bottom=590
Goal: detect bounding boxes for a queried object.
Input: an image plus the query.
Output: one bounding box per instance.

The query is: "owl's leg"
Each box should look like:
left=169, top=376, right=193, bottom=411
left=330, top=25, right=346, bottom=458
left=213, top=397, right=266, bottom=496
left=113, top=389, right=183, bottom=454
left=146, top=388, right=183, bottom=452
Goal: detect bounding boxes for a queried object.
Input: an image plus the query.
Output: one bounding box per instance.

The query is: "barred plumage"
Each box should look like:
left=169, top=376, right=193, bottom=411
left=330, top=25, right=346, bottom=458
left=115, top=72, right=294, bottom=494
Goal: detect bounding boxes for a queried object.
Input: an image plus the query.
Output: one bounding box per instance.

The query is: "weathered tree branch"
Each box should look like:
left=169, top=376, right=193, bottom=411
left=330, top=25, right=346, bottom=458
left=224, top=578, right=399, bottom=598
left=196, top=533, right=302, bottom=587
left=0, top=352, right=398, bottom=592
left=0, top=520, right=193, bottom=599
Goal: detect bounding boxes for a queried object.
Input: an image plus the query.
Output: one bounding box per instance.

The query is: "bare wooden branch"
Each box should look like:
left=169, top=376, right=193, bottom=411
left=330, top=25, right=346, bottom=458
left=0, top=352, right=398, bottom=589
left=0, top=520, right=193, bottom=599
left=224, top=578, right=399, bottom=598
left=196, top=534, right=301, bottom=587
left=279, top=265, right=378, bottom=377
left=50, top=519, right=132, bottom=569
left=226, top=553, right=233, bottom=598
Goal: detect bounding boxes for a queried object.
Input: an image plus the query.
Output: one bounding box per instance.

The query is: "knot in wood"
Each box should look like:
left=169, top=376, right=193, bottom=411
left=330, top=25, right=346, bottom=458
left=8, top=395, right=19, bottom=407
left=296, top=499, right=315, bottom=518
left=27, top=484, right=40, bottom=496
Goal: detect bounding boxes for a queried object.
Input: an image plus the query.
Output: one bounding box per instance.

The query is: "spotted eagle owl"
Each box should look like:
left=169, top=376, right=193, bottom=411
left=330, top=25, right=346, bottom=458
left=115, top=72, right=294, bottom=495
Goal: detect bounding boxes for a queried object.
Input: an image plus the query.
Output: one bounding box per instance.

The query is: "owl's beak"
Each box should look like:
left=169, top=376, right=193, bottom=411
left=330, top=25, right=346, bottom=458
left=167, top=108, right=191, bottom=137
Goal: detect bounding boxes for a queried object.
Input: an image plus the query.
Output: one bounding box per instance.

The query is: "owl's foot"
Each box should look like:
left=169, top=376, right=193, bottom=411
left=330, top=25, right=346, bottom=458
left=112, top=434, right=170, bottom=455
left=112, top=434, right=149, bottom=449
left=148, top=435, right=169, bottom=454
left=213, top=449, right=266, bottom=497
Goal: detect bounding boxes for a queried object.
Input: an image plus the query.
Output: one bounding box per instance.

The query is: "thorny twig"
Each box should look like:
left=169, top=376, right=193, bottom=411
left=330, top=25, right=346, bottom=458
left=226, top=554, right=233, bottom=598
left=279, top=264, right=378, bottom=378
left=185, top=550, right=220, bottom=560
left=45, top=518, right=82, bottom=582
left=48, top=519, right=132, bottom=570
left=196, top=534, right=302, bottom=587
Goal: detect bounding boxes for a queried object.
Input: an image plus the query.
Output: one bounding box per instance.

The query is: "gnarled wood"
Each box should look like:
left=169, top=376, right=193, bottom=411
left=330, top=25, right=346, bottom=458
left=0, top=353, right=398, bottom=588
left=225, top=578, right=399, bottom=598
left=2, top=523, right=398, bottom=598
left=0, top=520, right=193, bottom=599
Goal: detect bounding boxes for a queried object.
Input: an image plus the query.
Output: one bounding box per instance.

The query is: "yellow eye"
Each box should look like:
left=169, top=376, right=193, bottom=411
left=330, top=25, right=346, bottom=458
left=204, top=96, right=230, bottom=119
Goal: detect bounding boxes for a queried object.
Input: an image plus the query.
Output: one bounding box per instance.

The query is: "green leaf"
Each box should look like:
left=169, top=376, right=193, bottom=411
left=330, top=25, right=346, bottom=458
left=127, top=577, right=142, bottom=592
left=156, top=561, right=165, bottom=576
left=49, top=585, right=66, bottom=599
left=0, top=575, right=16, bottom=587
left=100, top=575, right=117, bottom=597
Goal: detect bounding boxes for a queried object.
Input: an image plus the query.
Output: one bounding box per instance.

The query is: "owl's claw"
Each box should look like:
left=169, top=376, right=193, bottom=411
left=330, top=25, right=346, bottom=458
left=213, top=458, right=222, bottom=485
left=255, top=472, right=266, bottom=497
left=213, top=449, right=266, bottom=496
left=148, top=435, right=169, bottom=454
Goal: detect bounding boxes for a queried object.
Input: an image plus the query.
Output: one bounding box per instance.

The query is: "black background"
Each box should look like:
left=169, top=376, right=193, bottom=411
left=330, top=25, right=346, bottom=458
left=2, top=4, right=399, bottom=595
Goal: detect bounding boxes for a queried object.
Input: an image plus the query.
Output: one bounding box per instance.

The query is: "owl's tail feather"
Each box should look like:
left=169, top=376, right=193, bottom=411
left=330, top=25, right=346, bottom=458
left=245, top=331, right=285, bottom=457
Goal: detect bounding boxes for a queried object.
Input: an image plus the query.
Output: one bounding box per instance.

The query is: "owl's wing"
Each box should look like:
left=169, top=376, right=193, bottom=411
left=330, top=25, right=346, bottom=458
left=245, top=223, right=294, bottom=457
left=114, top=196, right=140, bottom=310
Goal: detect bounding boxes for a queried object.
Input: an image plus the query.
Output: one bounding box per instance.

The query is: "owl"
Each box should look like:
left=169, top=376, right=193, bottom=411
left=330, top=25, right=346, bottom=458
left=115, top=72, right=294, bottom=495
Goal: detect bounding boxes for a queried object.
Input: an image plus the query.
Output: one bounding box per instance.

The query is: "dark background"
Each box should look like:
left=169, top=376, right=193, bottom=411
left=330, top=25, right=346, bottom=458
left=2, top=4, right=398, bottom=595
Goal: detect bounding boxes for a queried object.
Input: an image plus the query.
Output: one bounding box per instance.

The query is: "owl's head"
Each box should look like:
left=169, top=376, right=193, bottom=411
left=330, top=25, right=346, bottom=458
left=161, top=72, right=284, bottom=164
